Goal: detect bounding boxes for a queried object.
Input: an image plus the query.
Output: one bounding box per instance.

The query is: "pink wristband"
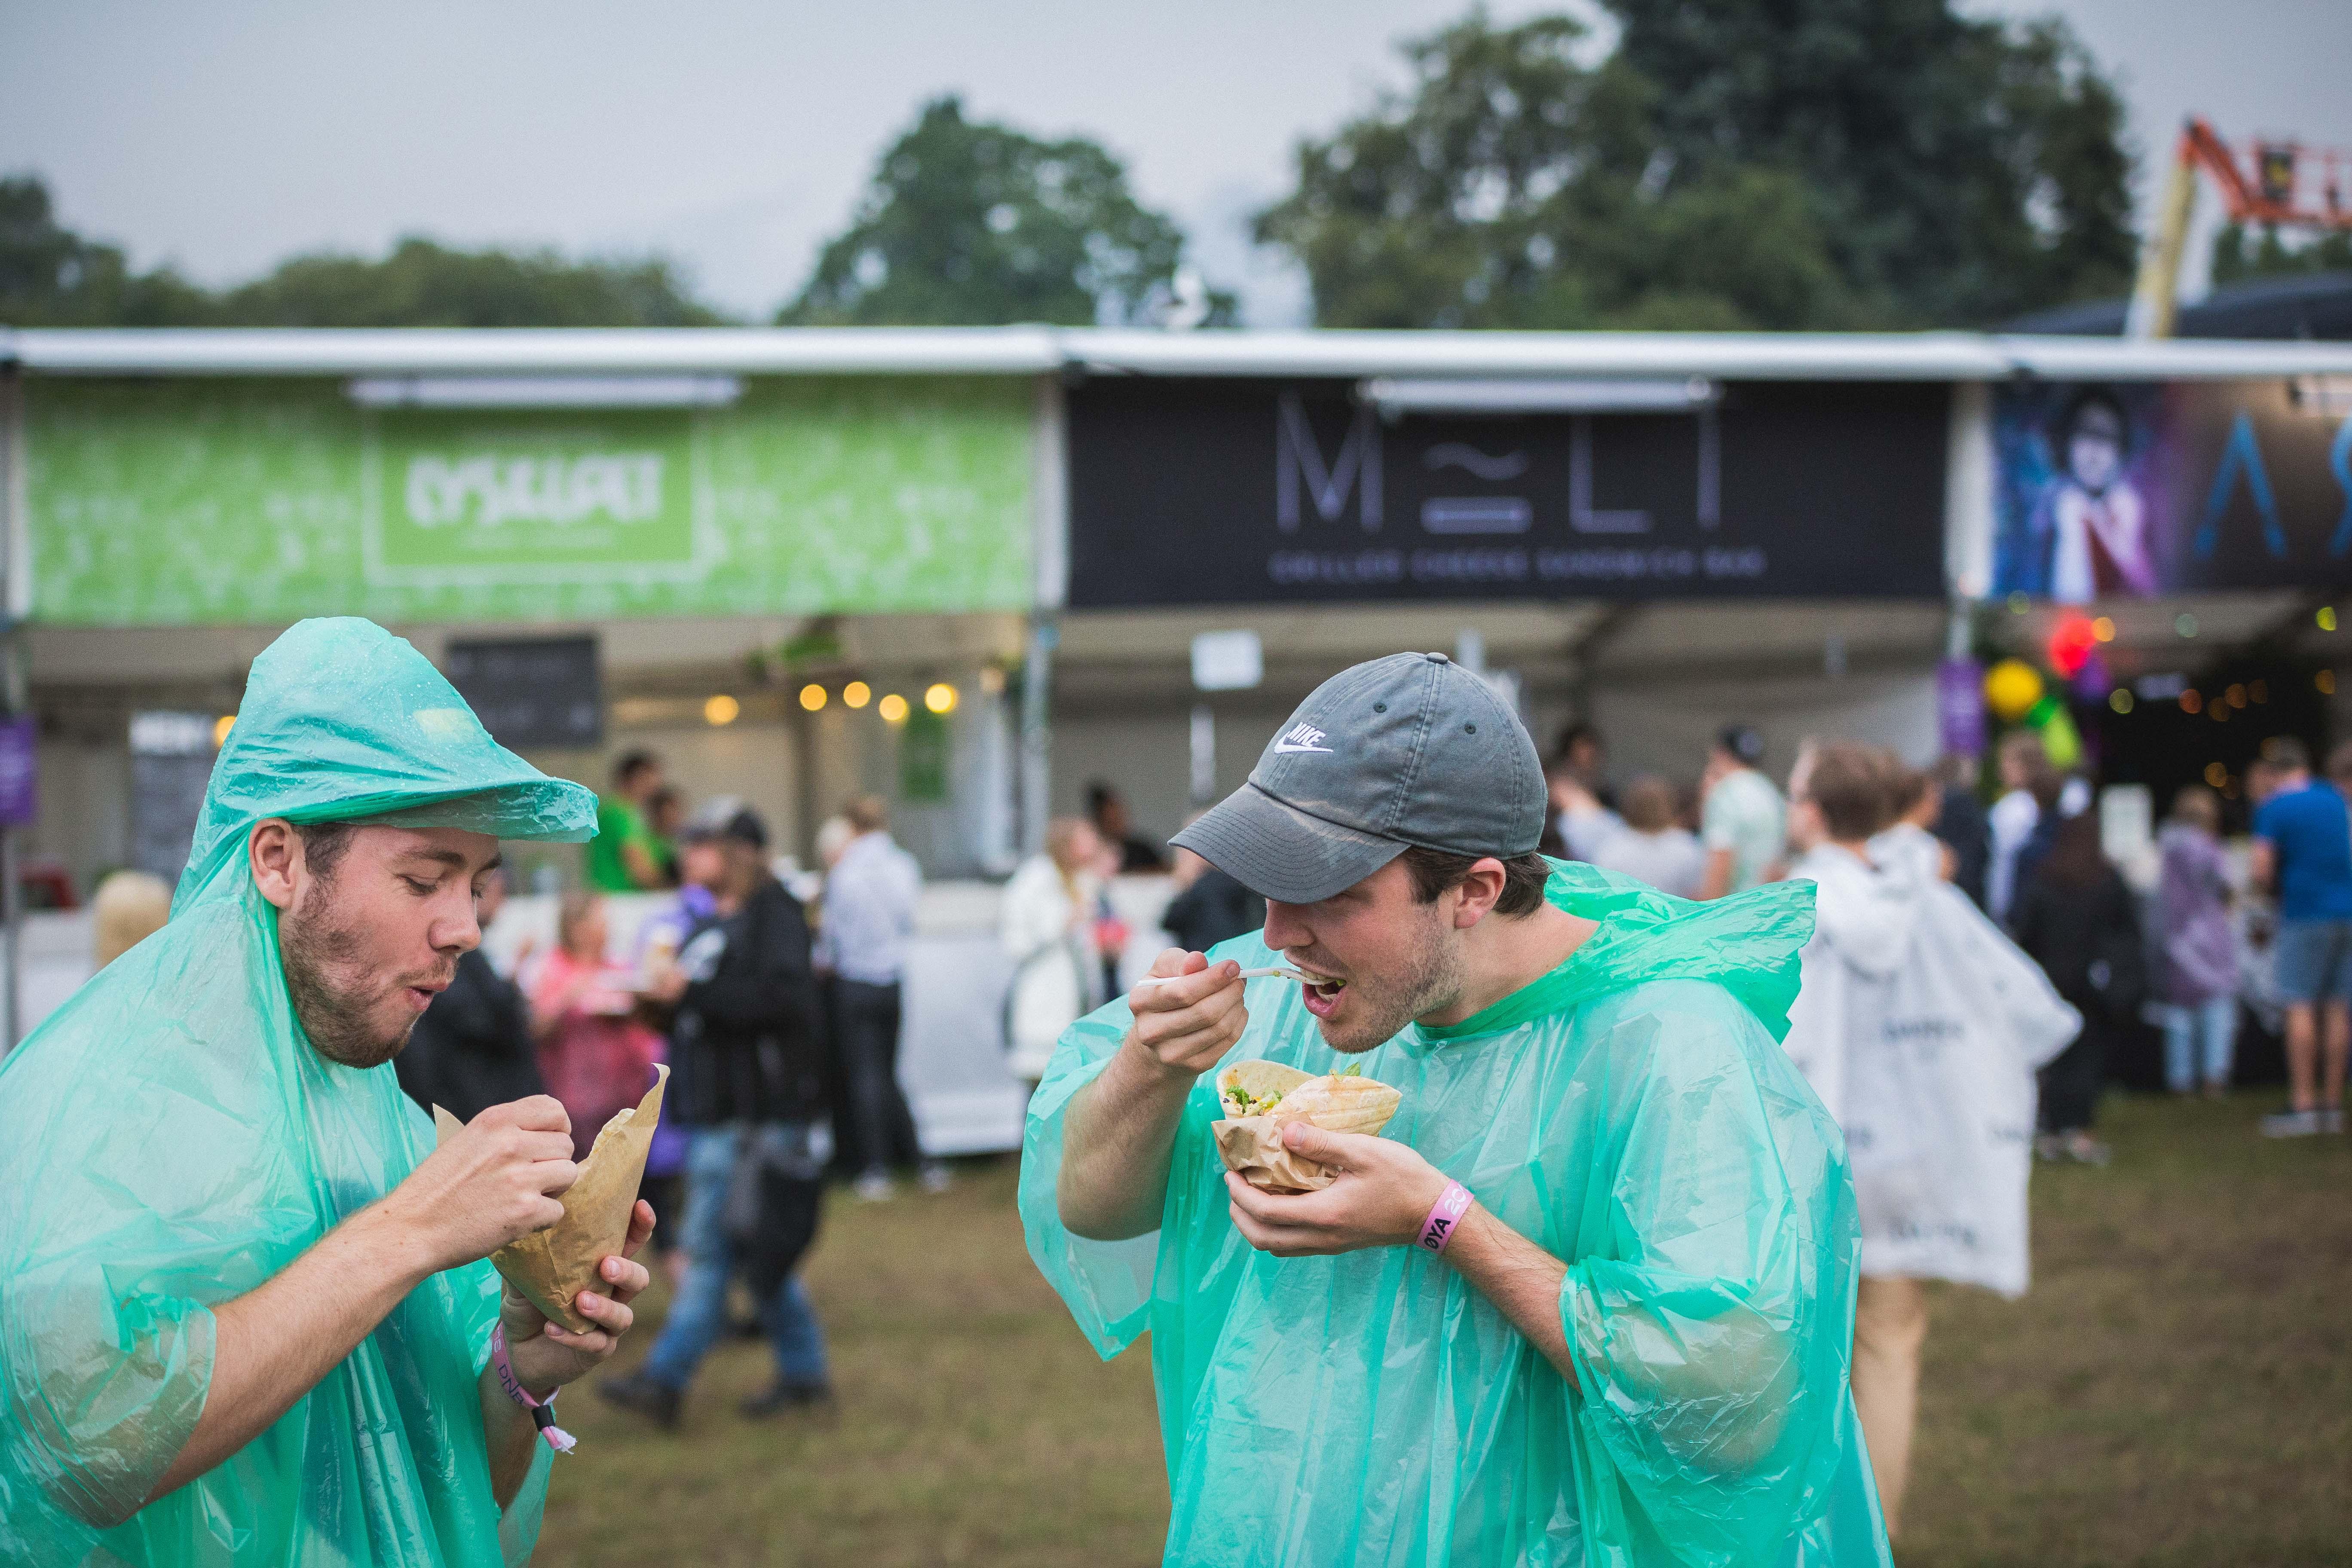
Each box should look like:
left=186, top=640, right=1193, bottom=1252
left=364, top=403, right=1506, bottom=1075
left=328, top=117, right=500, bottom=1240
left=491, top=1324, right=576, bottom=1455
left=1415, top=1180, right=1473, bottom=1254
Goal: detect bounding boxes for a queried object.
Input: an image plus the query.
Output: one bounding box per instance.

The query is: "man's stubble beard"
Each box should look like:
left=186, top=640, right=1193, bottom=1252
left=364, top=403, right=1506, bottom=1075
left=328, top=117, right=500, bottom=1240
left=280, top=884, right=423, bottom=1069
left=1314, top=903, right=1464, bottom=1054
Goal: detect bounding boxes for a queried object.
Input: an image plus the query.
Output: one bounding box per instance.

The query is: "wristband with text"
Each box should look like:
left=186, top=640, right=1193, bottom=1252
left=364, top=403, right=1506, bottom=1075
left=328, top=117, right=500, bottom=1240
left=491, top=1323, right=577, bottom=1455
left=1415, top=1180, right=1474, bottom=1254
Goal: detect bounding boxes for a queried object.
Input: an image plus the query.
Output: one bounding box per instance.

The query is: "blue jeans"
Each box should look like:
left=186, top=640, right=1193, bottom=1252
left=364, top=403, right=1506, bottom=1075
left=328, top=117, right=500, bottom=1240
left=642, top=1126, right=829, bottom=1390
left=2274, top=919, right=2352, bottom=1005
left=2158, top=997, right=2238, bottom=1092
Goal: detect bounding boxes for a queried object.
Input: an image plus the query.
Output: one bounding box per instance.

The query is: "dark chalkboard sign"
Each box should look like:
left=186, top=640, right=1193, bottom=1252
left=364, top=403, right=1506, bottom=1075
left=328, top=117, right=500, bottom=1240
left=443, top=636, right=603, bottom=750
left=129, top=711, right=218, bottom=885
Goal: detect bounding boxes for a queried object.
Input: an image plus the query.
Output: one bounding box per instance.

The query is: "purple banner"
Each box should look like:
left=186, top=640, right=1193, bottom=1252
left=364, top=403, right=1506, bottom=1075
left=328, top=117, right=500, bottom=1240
left=0, top=717, right=34, bottom=827
left=1938, top=658, right=1986, bottom=759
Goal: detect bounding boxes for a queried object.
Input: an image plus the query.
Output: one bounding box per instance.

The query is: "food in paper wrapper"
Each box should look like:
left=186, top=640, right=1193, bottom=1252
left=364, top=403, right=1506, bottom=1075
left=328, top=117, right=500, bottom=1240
left=1212, top=1058, right=1402, bottom=1192
left=432, top=1063, right=666, bottom=1332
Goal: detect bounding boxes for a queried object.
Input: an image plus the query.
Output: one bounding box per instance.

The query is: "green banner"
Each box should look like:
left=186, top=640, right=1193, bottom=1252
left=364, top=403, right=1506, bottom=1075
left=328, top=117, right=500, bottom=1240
left=26, top=376, right=1032, bottom=624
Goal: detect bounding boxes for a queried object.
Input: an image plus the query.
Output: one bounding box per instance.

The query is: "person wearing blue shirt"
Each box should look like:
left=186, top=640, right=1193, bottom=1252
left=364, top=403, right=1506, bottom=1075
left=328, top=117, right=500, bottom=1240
left=2250, top=738, right=2352, bottom=1138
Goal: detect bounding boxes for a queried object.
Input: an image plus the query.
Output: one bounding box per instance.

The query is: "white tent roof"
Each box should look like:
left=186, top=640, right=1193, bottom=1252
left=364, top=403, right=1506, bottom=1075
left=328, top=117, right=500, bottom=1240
left=7, top=325, right=2352, bottom=381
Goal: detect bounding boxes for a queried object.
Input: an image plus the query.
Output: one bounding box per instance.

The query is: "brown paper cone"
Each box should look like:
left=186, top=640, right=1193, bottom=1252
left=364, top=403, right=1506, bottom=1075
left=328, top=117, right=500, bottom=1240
left=1210, top=1060, right=1403, bottom=1193
left=432, top=1063, right=668, bottom=1333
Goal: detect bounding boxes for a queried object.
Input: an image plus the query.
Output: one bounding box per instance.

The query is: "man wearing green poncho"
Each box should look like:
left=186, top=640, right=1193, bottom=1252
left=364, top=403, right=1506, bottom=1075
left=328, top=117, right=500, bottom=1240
left=1023, top=653, right=1893, bottom=1566
left=0, top=619, right=655, bottom=1565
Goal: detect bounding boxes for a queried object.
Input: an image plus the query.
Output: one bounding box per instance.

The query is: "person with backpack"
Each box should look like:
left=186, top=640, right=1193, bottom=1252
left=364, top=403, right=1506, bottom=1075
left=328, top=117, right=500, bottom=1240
left=2011, top=808, right=2145, bottom=1165
left=599, top=800, right=833, bottom=1427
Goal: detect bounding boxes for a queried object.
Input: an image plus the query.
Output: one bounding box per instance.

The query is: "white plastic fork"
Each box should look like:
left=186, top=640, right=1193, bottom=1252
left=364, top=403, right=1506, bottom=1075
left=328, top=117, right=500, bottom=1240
left=1135, top=965, right=1311, bottom=988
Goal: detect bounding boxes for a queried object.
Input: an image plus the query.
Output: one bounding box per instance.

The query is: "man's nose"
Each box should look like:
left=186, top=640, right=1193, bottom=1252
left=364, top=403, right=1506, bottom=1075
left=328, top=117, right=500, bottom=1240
left=1262, top=900, right=1307, bottom=952
left=434, top=892, right=483, bottom=955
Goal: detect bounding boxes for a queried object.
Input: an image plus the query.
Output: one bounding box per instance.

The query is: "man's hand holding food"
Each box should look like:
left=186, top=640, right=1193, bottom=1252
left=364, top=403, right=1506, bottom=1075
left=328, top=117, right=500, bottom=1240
left=1222, top=1121, right=1449, bottom=1257
left=402, top=1095, right=655, bottom=1388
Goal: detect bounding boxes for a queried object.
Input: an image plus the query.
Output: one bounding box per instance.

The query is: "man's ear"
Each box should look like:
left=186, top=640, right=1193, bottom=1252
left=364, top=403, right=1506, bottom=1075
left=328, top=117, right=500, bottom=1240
left=249, top=819, right=303, bottom=911
left=1451, top=858, right=1508, bottom=929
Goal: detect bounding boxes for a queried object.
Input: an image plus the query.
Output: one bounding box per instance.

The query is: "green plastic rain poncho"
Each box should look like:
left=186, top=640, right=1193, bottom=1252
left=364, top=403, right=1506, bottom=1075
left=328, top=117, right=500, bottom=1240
left=1021, top=861, right=1893, bottom=1567
left=0, top=618, right=597, bottom=1567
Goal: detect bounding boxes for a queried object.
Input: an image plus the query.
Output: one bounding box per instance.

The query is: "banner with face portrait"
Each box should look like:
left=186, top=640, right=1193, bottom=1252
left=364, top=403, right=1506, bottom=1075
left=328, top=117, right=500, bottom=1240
left=1992, top=377, right=2352, bottom=601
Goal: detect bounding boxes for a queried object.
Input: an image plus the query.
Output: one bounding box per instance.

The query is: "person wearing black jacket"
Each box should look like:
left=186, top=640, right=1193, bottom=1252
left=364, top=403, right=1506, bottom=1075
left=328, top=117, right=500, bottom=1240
left=393, top=865, right=542, bottom=1121
left=1162, top=843, right=1265, bottom=957
left=2011, top=809, right=2145, bottom=1165
left=600, top=801, right=833, bottom=1428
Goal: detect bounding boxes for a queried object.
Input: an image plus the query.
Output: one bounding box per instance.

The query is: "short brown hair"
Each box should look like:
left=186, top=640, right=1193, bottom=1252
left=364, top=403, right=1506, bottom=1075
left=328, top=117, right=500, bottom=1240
left=1801, top=741, right=1893, bottom=842
left=2171, top=784, right=2220, bottom=833
left=2266, top=735, right=2312, bottom=772
left=295, top=821, right=359, bottom=883
left=845, top=794, right=890, bottom=833
left=1620, top=775, right=1679, bottom=833
left=1396, top=847, right=1552, bottom=917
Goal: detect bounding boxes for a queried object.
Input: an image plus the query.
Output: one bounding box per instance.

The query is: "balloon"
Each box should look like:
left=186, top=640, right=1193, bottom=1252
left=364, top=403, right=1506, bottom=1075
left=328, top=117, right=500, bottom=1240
left=1983, top=659, right=2045, bottom=723
left=2040, top=704, right=2083, bottom=769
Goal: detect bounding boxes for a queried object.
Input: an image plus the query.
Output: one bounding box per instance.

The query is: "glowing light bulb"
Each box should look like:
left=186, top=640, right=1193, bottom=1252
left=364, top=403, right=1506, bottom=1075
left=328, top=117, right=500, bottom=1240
left=705, top=694, right=741, bottom=726
left=878, top=693, right=910, bottom=723
left=213, top=714, right=236, bottom=747
left=843, top=681, right=871, bottom=709
left=798, top=684, right=827, bottom=712
left=925, top=683, right=958, bottom=714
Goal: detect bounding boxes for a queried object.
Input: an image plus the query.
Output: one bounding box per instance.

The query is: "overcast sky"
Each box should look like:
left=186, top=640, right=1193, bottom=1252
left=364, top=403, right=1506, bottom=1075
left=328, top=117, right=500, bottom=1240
left=5, top=0, right=2347, bottom=325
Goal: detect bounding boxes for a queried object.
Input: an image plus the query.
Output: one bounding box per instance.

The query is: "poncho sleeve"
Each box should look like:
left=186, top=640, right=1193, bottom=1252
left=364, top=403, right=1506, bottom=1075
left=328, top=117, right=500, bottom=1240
left=1017, top=995, right=1166, bottom=1357
left=1018, top=938, right=1280, bottom=1363
left=1556, top=979, right=1875, bottom=1566
left=0, top=971, right=266, bottom=1541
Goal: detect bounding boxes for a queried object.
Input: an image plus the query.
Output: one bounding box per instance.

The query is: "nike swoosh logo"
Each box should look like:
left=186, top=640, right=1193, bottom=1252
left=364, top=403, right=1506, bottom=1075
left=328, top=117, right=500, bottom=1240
left=1272, top=740, right=1332, bottom=754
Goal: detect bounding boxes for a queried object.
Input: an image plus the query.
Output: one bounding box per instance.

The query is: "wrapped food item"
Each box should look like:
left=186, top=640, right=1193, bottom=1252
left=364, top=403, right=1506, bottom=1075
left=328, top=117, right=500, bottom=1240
left=1212, top=1059, right=1402, bottom=1192
left=433, top=1063, right=667, bottom=1332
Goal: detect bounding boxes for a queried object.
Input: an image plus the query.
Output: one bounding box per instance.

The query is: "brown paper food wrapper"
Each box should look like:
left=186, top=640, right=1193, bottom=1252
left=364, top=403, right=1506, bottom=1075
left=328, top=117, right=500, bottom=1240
left=1210, top=1059, right=1403, bottom=1194
left=432, top=1063, right=667, bottom=1333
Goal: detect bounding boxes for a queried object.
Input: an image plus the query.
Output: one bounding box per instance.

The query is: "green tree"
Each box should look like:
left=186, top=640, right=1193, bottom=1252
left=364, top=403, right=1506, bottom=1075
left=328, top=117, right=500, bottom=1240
left=2, top=176, right=214, bottom=325
left=2210, top=223, right=2352, bottom=287
left=3, top=175, right=724, bottom=327
left=215, top=238, right=723, bottom=327
left=1257, top=5, right=2136, bottom=331
left=1606, top=0, right=2137, bottom=324
left=786, top=95, right=1228, bottom=326
left=1254, top=14, right=1836, bottom=330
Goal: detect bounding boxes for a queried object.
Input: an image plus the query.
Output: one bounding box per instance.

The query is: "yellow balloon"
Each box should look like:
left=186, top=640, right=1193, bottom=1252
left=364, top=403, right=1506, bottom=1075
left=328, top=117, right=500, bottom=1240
left=1983, top=659, right=2045, bottom=723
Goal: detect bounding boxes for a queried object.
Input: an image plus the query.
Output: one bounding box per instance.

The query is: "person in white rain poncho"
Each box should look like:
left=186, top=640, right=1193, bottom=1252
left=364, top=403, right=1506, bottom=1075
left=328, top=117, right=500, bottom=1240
left=1781, top=742, right=2078, bottom=1539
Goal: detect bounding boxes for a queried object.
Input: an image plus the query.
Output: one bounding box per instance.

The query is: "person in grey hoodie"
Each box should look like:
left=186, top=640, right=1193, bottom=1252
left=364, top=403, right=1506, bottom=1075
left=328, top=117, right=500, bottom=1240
left=2153, top=784, right=2238, bottom=1096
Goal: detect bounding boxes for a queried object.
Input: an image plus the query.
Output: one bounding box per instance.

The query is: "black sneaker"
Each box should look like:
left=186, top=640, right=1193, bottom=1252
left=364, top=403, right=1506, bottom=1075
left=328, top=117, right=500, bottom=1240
left=597, top=1370, right=682, bottom=1430
left=738, top=1379, right=834, bottom=1419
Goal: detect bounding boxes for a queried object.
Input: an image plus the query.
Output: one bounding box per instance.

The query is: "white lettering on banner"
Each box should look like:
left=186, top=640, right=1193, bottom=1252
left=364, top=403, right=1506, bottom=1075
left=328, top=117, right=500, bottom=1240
left=403, top=453, right=666, bottom=530
left=1276, top=394, right=1382, bottom=533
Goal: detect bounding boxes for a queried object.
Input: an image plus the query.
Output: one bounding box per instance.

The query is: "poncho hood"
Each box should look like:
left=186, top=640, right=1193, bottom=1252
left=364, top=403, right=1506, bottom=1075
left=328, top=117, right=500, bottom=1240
left=176, top=616, right=596, bottom=916
left=1406, top=857, right=1817, bottom=1046
left=1792, top=840, right=1921, bottom=983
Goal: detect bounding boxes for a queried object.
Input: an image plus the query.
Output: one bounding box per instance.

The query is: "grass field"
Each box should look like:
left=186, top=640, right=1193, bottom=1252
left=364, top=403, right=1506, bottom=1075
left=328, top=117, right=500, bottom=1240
left=537, top=1092, right=2351, bottom=1567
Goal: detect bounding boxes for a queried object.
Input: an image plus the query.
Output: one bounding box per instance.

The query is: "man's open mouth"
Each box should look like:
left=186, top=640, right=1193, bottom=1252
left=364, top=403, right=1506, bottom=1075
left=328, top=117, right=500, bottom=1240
left=1296, top=968, right=1348, bottom=1017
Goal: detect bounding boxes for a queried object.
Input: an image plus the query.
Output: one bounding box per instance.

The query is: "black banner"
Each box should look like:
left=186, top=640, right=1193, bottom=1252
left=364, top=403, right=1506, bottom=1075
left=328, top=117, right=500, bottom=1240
left=1066, top=378, right=1949, bottom=608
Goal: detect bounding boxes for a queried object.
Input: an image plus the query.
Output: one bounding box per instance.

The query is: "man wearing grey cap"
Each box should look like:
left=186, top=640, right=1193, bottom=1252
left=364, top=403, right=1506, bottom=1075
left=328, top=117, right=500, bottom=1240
left=1020, top=653, right=1890, bottom=1567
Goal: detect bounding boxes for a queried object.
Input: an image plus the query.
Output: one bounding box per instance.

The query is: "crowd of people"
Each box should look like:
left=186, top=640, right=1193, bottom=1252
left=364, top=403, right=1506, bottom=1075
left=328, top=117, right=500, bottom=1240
left=389, top=749, right=949, bottom=1432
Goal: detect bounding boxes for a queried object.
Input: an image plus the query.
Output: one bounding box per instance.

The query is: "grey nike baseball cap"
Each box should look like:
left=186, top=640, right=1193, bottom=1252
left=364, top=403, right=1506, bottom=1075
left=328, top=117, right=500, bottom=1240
left=1171, top=651, right=1546, bottom=904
